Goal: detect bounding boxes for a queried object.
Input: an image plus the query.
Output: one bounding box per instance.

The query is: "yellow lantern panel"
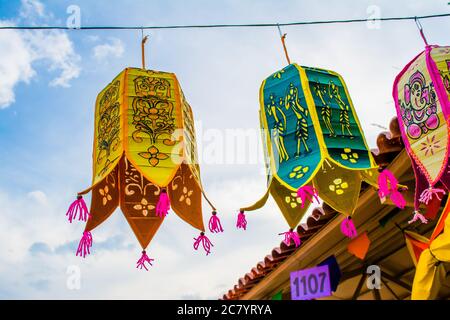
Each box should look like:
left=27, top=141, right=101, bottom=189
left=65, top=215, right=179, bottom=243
left=124, top=68, right=184, bottom=187
left=92, top=71, right=125, bottom=186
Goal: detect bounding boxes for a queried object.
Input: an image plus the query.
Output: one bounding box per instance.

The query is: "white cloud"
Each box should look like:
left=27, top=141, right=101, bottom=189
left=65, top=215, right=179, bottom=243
left=23, top=30, right=81, bottom=87
left=0, top=173, right=289, bottom=299
left=27, top=190, right=48, bottom=206
left=0, top=0, right=80, bottom=108
left=19, top=0, right=45, bottom=20
left=0, top=22, right=35, bottom=108
left=85, top=35, right=100, bottom=43
left=92, top=38, right=124, bottom=60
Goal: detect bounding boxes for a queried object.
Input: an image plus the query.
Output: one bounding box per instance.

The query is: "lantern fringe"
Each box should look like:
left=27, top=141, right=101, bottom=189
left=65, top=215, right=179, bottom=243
left=341, top=216, right=358, bottom=238
left=136, top=250, right=154, bottom=271
left=193, top=232, right=213, bottom=255
left=279, top=229, right=301, bottom=247
left=390, top=190, right=407, bottom=209
left=66, top=195, right=90, bottom=223
left=408, top=210, right=429, bottom=224
left=377, top=169, right=406, bottom=209
left=208, top=211, right=224, bottom=233
left=296, top=185, right=320, bottom=208
left=236, top=211, right=247, bottom=230
left=76, top=231, right=93, bottom=258
left=419, top=187, right=446, bottom=205
left=156, top=189, right=170, bottom=218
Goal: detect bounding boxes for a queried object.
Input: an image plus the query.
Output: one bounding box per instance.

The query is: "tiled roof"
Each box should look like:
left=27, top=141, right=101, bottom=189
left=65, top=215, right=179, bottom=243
left=222, top=117, right=404, bottom=300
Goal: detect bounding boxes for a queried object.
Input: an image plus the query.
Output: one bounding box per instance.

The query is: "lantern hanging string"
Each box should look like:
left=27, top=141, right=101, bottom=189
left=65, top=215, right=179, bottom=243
left=141, top=29, right=149, bottom=69
left=277, top=24, right=291, bottom=65
left=201, top=190, right=217, bottom=212
left=1, top=13, right=449, bottom=30
left=414, top=17, right=429, bottom=46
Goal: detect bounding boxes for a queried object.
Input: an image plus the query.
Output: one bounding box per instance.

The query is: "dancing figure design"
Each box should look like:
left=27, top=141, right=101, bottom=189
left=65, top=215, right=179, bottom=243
left=267, top=93, right=289, bottom=162
left=285, top=83, right=310, bottom=157
left=313, top=83, right=335, bottom=137
left=329, top=81, right=353, bottom=137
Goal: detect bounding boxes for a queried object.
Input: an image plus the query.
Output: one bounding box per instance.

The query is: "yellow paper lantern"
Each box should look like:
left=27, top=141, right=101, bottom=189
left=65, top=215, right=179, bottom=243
left=66, top=67, right=220, bottom=269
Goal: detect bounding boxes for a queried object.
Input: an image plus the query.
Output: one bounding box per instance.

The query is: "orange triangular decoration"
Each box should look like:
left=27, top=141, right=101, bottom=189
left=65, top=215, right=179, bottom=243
left=168, top=164, right=205, bottom=232
left=119, top=157, right=165, bottom=249
left=347, top=232, right=371, bottom=260
left=121, top=215, right=164, bottom=249
left=404, top=231, right=429, bottom=266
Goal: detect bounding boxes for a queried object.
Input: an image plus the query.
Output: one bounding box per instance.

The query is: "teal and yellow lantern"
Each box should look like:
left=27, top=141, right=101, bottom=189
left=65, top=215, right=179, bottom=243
left=237, top=63, right=404, bottom=244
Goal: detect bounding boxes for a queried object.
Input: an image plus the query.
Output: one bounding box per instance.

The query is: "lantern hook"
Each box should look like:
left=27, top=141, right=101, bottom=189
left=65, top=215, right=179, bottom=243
left=277, top=24, right=291, bottom=65
left=414, top=16, right=429, bottom=46
left=141, top=28, right=149, bottom=69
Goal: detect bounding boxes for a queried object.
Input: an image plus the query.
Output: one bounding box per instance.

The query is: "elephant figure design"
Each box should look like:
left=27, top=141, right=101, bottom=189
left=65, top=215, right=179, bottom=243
left=400, top=71, right=439, bottom=140
left=285, top=83, right=310, bottom=157
left=267, top=93, right=289, bottom=163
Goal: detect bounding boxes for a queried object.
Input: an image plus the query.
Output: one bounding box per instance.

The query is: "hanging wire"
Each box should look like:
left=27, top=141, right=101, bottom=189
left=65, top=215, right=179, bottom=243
left=0, top=13, right=449, bottom=30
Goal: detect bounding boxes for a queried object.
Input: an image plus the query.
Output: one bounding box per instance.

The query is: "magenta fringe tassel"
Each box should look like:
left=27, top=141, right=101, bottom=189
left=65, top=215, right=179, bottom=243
left=66, top=195, right=90, bottom=223
left=76, top=231, right=93, bottom=258
left=156, top=189, right=170, bottom=218
left=377, top=169, right=406, bottom=209
left=193, top=232, right=213, bottom=255
left=408, top=210, right=429, bottom=224
left=279, top=229, right=301, bottom=247
left=136, top=250, right=154, bottom=271
left=340, top=216, right=357, bottom=239
left=419, top=187, right=446, bottom=205
left=236, top=211, right=247, bottom=230
left=208, top=211, right=224, bottom=233
left=296, top=185, right=320, bottom=208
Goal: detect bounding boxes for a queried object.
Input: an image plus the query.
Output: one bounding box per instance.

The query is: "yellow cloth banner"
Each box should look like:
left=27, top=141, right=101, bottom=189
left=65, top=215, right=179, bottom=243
left=406, top=198, right=450, bottom=299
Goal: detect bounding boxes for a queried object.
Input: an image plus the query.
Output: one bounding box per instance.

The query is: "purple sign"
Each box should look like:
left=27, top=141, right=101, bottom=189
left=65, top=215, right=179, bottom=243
left=290, top=265, right=331, bottom=300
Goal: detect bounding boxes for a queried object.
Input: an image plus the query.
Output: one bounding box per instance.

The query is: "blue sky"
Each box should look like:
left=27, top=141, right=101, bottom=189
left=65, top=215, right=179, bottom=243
left=0, top=0, right=449, bottom=299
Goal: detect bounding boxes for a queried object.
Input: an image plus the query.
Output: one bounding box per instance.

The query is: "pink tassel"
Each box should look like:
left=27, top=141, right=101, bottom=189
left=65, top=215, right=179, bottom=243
left=76, top=231, right=93, bottom=258
left=208, top=211, right=224, bottom=233
left=236, top=211, right=247, bottom=230
left=136, top=250, right=154, bottom=271
left=378, top=169, right=406, bottom=209
left=408, top=210, right=429, bottom=224
left=279, top=229, right=301, bottom=247
left=193, top=232, right=213, bottom=255
left=378, top=169, right=397, bottom=198
left=419, top=187, right=446, bottom=205
left=156, top=189, right=170, bottom=218
left=296, top=185, right=320, bottom=208
left=340, top=216, right=357, bottom=238
left=66, top=195, right=90, bottom=223
left=390, top=190, right=407, bottom=209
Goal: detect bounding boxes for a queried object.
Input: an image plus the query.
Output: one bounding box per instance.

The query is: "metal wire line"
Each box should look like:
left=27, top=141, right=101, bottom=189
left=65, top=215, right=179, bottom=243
left=0, top=13, right=449, bottom=30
